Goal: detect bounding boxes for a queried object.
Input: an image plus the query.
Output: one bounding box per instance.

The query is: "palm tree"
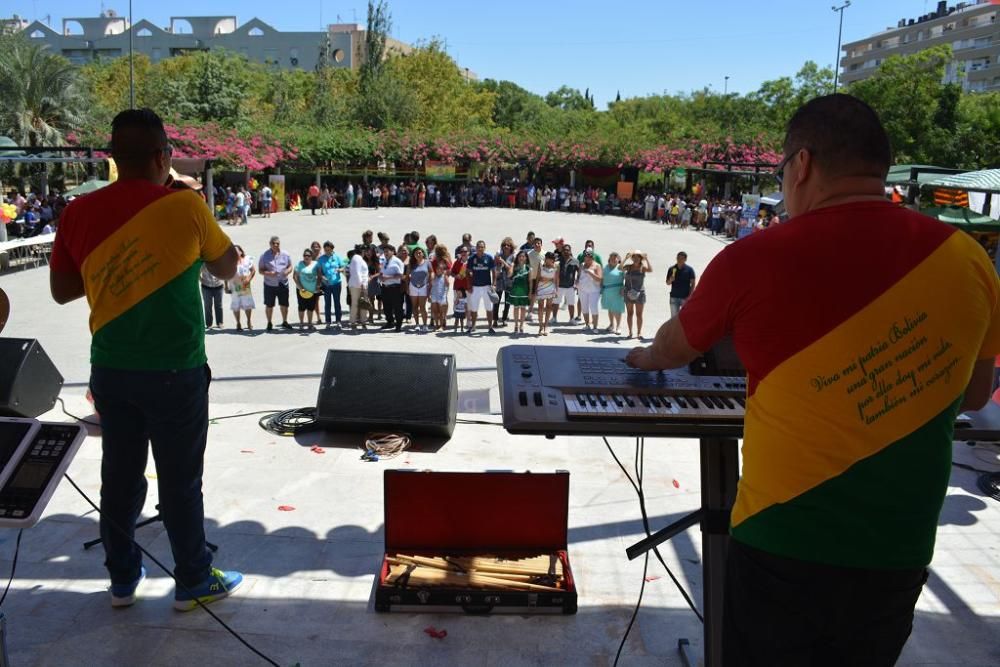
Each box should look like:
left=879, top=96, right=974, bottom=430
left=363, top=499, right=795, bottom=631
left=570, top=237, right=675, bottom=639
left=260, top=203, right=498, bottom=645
left=0, top=37, right=87, bottom=147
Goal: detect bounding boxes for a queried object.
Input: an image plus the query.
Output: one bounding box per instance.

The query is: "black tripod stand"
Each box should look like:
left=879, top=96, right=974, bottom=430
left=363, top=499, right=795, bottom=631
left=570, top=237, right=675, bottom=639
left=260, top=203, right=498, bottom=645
left=83, top=504, right=218, bottom=552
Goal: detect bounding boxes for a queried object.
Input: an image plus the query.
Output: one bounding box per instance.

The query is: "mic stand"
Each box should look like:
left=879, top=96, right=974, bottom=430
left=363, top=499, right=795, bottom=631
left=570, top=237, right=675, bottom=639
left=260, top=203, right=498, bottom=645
left=83, top=504, right=218, bottom=552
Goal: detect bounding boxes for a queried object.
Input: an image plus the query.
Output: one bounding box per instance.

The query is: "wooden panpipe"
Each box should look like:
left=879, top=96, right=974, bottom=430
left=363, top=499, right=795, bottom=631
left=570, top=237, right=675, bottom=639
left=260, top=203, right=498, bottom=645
left=386, top=553, right=566, bottom=591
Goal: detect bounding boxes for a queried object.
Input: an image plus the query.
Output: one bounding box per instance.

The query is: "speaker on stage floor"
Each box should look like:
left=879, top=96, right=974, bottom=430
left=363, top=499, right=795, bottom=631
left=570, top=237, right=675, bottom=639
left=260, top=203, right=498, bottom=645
left=0, top=338, right=64, bottom=418
left=316, top=350, right=457, bottom=438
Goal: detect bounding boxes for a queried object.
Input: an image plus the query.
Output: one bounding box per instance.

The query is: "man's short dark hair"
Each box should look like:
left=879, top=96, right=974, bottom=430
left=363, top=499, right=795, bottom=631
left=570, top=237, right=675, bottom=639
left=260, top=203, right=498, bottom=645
left=410, top=231, right=420, bottom=242
left=784, top=94, right=891, bottom=180
left=111, top=108, right=168, bottom=170
left=677, top=251, right=687, bottom=259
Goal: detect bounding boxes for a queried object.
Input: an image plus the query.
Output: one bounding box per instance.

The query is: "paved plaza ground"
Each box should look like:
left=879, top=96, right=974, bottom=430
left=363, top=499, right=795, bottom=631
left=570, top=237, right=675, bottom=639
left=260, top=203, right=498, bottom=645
left=0, top=207, right=998, bottom=665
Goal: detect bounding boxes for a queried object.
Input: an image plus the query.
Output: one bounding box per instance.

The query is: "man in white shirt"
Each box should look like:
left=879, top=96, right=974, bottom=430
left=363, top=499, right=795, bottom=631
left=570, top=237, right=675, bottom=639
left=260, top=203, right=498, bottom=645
left=644, top=193, right=656, bottom=220
left=376, top=245, right=405, bottom=331
left=260, top=185, right=272, bottom=218
left=234, top=189, right=247, bottom=225
left=347, top=245, right=370, bottom=329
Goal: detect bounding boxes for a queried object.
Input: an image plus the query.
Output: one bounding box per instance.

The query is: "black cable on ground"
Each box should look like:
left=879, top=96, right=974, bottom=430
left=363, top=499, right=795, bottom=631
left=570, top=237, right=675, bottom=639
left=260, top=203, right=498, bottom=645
left=0, top=529, right=23, bottom=610
left=257, top=408, right=317, bottom=436
left=977, top=472, right=1000, bottom=502
left=63, top=474, right=282, bottom=667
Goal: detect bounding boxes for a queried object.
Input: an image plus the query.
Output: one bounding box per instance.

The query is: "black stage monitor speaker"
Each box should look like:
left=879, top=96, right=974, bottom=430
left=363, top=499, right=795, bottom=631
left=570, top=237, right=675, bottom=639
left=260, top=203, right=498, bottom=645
left=0, top=338, right=64, bottom=418
left=316, top=350, right=457, bottom=438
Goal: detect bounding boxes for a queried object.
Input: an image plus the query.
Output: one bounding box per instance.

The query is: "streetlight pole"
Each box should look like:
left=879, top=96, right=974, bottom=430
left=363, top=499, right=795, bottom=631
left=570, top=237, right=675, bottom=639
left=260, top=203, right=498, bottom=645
left=832, top=1, right=851, bottom=93
left=724, top=75, right=729, bottom=96
left=128, top=0, right=135, bottom=108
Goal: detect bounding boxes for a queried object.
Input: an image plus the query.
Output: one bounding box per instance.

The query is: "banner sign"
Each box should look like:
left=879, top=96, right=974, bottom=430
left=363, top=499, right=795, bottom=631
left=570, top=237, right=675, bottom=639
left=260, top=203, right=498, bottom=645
left=738, top=194, right=761, bottom=239
left=269, top=175, right=286, bottom=213
left=425, top=161, right=457, bottom=180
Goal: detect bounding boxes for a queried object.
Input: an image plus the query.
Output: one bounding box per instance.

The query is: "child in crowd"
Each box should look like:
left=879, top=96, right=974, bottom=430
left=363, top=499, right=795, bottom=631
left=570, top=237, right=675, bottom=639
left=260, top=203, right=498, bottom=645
left=430, top=258, right=450, bottom=331
left=453, top=289, right=468, bottom=332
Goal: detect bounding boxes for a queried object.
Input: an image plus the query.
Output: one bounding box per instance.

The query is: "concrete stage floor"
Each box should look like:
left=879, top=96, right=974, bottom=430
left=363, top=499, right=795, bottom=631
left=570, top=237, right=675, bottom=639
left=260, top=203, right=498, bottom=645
left=1, top=207, right=998, bottom=666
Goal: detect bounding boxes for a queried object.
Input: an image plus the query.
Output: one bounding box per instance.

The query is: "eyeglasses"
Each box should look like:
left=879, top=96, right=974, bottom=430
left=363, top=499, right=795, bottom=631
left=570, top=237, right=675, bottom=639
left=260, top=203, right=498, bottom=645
left=774, top=149, right=807, bottom=187
left=303, top=253, right=312, bottom=258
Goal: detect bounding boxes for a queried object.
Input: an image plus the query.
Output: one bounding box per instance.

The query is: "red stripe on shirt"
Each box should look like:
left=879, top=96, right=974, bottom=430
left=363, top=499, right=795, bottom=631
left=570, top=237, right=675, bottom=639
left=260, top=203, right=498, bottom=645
left=679, top=201, right=957, bottom=396
left=50, top=180, right=175, bottom=272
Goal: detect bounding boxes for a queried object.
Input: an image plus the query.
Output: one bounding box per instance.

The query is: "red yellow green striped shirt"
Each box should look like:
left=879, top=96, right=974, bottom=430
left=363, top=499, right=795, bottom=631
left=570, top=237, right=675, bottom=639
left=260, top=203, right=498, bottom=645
left=680, top=201, right=1000, bottom=569
left=50, top=180, right=232, bottom=370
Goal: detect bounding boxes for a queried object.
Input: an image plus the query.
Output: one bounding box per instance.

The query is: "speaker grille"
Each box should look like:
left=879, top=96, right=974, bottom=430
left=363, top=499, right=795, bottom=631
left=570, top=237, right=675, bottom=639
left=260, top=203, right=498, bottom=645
left=316, top=350, right=456, bottom=434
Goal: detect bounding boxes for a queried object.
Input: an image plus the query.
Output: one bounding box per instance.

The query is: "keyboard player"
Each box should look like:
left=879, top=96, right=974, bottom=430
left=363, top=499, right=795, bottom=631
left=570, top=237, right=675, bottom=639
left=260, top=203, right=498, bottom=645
left=625, top=94, right=999, bottom=666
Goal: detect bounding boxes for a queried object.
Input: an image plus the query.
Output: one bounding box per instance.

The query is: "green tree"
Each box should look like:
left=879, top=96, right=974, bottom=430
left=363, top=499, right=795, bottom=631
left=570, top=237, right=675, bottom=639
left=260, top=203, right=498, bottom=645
left=752, top=61, right=835, bottom=131
left=545, top=86, right=595, bottom=112
left=849, top=45, right=952, bottom=163
left=389, top=41, right=495, bottom=132
left=80, top=53, right=152, bottom=130
left=476, top=79, right=552, bottom=131
left=361, top=0, right=391, bottom=86
left=353, top=0, right=417, bottom=129
left=0, top=38, right=88, bottom=145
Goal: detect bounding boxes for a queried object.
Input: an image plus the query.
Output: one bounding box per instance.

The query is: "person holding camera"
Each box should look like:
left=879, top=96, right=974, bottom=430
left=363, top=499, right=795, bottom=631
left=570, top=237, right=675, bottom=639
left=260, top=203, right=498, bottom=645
left=622, top=249, right=652, bottom=339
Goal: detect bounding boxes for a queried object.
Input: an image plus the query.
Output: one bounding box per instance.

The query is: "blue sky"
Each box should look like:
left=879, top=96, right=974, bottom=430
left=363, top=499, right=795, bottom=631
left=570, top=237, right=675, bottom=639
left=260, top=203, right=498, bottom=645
left=17, top=0, right=932, bottom=106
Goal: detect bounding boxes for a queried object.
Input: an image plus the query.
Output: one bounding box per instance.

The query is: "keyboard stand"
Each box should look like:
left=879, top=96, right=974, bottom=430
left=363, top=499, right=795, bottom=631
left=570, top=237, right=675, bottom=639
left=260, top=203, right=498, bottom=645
left=625, top=435, right=740, bottom=667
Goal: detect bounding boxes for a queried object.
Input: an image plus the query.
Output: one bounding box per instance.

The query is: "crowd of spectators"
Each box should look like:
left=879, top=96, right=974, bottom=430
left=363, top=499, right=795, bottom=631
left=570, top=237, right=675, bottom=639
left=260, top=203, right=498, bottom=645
left=204, top=228, right=699, bottom=340
left=1, top=189, right=64, bottom=240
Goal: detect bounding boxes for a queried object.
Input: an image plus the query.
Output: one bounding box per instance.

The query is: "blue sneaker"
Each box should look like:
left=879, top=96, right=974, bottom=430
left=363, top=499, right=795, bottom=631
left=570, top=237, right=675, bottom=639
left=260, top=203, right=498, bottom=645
left=110, top=566, right=146, bottom=608
left=174, top=568, right=243, bottom=612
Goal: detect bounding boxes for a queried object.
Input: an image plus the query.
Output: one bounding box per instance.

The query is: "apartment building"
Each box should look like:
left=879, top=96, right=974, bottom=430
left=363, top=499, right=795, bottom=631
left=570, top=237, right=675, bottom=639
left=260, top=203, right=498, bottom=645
left=11, top=12, right=412, bottom=72
left=839, top=0, right=1000, bottom=92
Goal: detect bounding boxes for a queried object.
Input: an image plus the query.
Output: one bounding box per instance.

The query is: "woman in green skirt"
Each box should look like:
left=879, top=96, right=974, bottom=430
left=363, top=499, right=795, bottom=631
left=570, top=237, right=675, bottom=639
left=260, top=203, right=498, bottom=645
left=508, top=250, right=532, bottom=334
left=601, top=251, right=626, bottom=335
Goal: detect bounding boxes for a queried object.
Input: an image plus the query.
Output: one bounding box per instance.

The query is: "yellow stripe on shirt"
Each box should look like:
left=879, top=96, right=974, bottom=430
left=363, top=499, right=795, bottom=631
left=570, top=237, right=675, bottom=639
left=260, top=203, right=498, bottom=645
left=81, top=190, right=227, bottom=334
left=732, top=231, right=996, bottom=527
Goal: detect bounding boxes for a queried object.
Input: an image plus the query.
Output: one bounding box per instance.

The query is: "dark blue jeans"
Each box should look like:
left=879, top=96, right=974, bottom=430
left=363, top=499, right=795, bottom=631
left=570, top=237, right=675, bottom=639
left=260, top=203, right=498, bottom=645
left=90, top=365, right=213, bottom=587
left=323, top=282, right=342, bottom=324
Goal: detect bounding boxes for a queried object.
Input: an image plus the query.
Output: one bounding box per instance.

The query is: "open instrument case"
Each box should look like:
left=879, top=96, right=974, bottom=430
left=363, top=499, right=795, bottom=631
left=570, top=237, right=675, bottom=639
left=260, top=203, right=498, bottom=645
left=375, top=470, right=577, bottom=614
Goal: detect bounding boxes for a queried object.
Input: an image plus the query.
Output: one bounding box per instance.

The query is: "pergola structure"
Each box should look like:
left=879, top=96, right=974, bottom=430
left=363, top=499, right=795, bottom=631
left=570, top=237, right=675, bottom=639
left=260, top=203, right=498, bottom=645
left=0, top=145, right=217, bottom=210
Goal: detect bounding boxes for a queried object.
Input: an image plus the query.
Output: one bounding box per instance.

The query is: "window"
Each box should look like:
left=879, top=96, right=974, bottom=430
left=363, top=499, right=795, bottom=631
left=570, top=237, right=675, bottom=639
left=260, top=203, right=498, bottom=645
left=248, top=27, right=264, bottom=36
left=264, top=48, right=278, bottom=65
left=974, top=36, right=994, bottom=48
left=61, top=49, right=91, bottom=64
left=917, top=30, right=925, bottom=41
left=333, top=48, right=345, bottom=63
left=136, top=27, right=152, bottom=37
left=29, top=29, right=45, bottom=38
left=151, top=47, right=162, bottom=62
